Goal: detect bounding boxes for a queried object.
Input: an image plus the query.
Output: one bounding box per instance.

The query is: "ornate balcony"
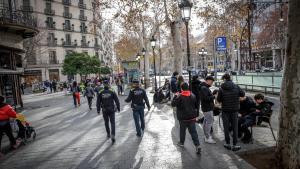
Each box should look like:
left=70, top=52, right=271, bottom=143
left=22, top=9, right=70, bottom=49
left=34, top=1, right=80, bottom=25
left=62, top=0, right=71, bottom=6
left=78, top=2, right=86, bottom=9
left=20, top=5, right=33, bottom=12
left=63, top=12, right=72, bottom=19
left=79, top=15, right=87, bottom=21
left=0, top=8, right=38, bottom=38
left=44, top=8, right=55, bottom=15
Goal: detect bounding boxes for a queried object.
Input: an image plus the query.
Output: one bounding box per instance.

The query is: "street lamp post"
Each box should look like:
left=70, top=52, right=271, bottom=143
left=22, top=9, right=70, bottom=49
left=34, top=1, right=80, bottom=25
left=150, top=36, right=158, bottom=91
left=178, top=0, right=193, bottom=89
left=199, top=47, right=207, bottom=70
left=142, top=48, right=146, bottom=88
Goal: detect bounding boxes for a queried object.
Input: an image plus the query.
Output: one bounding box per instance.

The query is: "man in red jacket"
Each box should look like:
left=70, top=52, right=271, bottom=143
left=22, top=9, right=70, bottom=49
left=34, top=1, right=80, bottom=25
left=0, top=95, right=20, bottom=157
left=171, top=83, right=201, bottom=154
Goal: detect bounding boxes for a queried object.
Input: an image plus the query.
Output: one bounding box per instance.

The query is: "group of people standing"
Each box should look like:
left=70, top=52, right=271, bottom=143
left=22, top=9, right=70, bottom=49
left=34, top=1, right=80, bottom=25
left=170, top=71, right=273, bottom=154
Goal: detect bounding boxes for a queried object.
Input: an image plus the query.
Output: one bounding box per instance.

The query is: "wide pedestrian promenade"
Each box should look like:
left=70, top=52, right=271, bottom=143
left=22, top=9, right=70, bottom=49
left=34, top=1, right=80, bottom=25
left=0, top=91, right=264, bottom=169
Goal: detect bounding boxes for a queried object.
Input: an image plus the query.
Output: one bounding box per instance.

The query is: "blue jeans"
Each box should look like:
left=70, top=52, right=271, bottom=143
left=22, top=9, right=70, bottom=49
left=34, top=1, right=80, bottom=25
left=133, top=108, right=145, bottom=136
left=179, top=121, right=200, bottom=146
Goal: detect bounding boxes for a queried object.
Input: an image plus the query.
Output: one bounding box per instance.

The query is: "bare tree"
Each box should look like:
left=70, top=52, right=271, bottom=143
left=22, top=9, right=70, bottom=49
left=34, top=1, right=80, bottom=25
left=276, top=0, right=300, bottom=168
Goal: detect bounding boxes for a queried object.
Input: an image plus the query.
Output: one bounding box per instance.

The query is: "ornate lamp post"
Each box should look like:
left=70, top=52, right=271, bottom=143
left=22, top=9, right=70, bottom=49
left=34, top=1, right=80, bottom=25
left=150, top=36, right=158, bottom=91
left=199, top=47, right=207, bottom=70
left=142, top=48, right=146, bottom=88
left=178, top=0, right=193, bottom=88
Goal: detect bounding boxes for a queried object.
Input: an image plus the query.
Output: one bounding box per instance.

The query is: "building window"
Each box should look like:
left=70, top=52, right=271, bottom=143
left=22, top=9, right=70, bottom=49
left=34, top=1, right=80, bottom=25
left=80, top=10, right=84, bottom=16
left=49, top=51, right=57, bottom=64
left=80, top=22, right=86, bottom=33
left=64, top=20, right=71, bottom=30
left=65, top=34, right=71, bottom=44
left=46, top=17, right=55, bottom=29
left=46, top=2, right=51, bottom=10
left=47, top=33, right=57, bottom=46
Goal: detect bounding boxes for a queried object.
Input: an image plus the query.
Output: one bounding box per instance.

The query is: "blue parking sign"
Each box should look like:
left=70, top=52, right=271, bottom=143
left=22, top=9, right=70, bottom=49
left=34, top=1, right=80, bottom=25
left=215, top=37, right=227, bottom=51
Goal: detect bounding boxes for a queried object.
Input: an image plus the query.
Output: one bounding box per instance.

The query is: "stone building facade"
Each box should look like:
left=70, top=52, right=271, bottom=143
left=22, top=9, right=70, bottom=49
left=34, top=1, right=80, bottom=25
left=18, top=0, right=114, bottom=84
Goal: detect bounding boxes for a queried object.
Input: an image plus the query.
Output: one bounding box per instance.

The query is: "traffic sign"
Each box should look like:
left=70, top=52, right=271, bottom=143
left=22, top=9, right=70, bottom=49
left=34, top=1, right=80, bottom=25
left=215, top=37, right=227, bottom=51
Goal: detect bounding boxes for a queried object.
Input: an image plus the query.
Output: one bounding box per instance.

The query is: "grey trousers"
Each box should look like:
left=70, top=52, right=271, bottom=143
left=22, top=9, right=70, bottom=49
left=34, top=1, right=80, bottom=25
left=203, top=111, right=214, bottom=138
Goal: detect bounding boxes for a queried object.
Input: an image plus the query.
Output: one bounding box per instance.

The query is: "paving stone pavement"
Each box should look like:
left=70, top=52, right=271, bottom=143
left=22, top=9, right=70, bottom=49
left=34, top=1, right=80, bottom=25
left=0, top=91, right=266, bottom=169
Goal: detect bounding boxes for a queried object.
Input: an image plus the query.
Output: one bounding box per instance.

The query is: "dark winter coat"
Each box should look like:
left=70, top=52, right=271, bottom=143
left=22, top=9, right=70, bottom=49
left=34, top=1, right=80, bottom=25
left=170, top=76, right=178, bottom=93
left=200, top=82, right=215, bottom=112
left=217, top=80, right=245, bottom=112
left=125, top=87, right=150, bottom=110
left=171, top=91, right=198, bottom=121
left=239, top=96, right=256, bottom=116
left=97, top=87, right=120, bottom=113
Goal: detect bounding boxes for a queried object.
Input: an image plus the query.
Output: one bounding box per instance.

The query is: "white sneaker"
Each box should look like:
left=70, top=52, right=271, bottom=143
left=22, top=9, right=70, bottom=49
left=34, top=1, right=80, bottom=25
left=205, top=136, right=216, bottom=144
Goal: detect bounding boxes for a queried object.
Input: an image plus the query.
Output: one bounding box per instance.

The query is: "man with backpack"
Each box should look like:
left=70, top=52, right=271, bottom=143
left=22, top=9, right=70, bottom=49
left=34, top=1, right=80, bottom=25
left=97, top=80, right=120, bottom=143
left=172, top=82, right=201, bottom=154
left=217, top=74, right=245, bottom=151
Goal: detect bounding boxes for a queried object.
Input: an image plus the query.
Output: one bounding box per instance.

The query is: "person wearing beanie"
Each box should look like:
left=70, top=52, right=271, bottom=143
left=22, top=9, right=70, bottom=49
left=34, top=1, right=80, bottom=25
left=125, top=80, right=150, bottom=137
left=96, top=80, right=120, bottom=143
left=171, top=82, right=201, bottom=154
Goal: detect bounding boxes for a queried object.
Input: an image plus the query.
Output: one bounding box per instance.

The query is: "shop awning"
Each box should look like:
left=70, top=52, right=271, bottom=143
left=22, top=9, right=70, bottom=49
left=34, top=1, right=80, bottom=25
left=0, top=68, right=23, bottom=75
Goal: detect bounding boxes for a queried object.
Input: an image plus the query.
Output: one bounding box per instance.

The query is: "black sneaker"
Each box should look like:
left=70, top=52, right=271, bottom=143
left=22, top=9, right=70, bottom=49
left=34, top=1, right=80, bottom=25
left=111, top=136, right=115, bottom=144
left=224, top=144, right=232, bottom=150
left=177, top=142, right=184, bottom=147
left=232, top=145, right=241, bottom=151
left=196, top=146, right=201, bottom=154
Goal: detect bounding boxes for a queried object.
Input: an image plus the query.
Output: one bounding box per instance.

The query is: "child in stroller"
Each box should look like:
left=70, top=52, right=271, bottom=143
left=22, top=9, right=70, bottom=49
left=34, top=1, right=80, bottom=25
left=15, top=113, right=36, bottom=143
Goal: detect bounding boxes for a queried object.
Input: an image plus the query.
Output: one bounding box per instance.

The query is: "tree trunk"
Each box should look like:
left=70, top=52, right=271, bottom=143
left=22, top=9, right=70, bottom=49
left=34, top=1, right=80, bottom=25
left=276, top=0, right=300, bottom=168
left=170, top=20, right=183, bottom=74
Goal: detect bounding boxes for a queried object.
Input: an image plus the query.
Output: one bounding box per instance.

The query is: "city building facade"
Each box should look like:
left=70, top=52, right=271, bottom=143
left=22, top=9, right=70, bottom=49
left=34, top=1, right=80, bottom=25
left=0, top=0, right=38, bottom=107
left=18, top=0, right=114, bottom=84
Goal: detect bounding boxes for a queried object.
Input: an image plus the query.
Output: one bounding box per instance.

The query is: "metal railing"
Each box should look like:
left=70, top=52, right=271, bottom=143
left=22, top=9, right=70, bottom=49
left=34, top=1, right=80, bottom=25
left=20, top=5, right=33, bottom=12
left=47, top=40, right=57, bottom=47
left=0, top=8, right=37, bottom=28
left=214, top=81, right=281, bottom=95
left=79, top=15, right=87, bottom=21
left=44, top=8, right=55, bottom=15
left=78, top=2, right=86, bottom=9
left=63, top=12, right=72, bottom=19
left=62, top=0, right=71, bottom=6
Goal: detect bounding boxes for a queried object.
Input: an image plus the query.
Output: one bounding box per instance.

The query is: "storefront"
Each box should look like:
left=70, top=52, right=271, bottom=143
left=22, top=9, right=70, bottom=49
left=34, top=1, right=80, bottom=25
left=23, top=70, right=42, bottom=85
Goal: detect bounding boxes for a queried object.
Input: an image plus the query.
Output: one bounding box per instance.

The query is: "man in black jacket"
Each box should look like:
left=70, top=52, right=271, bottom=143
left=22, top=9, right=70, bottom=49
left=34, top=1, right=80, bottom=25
left=217, top=74, right=245, bottom=151
left=97, top=80, right=120, bottom=143
left=172, top=82, right=201, bottom=154
left=125, top=80, right=150, bottom=137
left=170, top=71, right=179, bottom=95
left=200, top=76, right=216, bottom=144
left=191, top=75, right=202, bottom=115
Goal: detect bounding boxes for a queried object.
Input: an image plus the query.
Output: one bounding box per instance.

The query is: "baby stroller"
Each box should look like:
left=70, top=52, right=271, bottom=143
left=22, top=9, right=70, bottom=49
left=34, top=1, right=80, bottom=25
left=11, top=113, right=36, bottom=144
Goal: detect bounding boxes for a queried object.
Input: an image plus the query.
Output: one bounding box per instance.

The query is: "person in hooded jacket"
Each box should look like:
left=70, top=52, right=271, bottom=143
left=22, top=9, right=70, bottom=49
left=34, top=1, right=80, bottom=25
left=0, top=96, right=20, bottom=157
left=97, top=80, right=120, bottom=143
left=170, top=71, right=179, bottom=95
left=191, top=75, right=202, bottom=115
left=217, top=74, right=245, bottom=151
left=200, top=76, right=216, bottom=144
left=172, top=82, right=201, bottom=154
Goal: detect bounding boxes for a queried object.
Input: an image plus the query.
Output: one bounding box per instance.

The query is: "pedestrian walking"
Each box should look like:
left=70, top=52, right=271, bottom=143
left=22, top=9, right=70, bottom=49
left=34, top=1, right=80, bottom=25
left=171, top=82, right=201, bottom=154
left=63, top=81, right=68, bottom=95
left=96, top=80, right=120, bottom=143
left=0, top=95, right=20, bottom=158
left=217, top=74, right=245, bottom=151
left=71, top=81, right=81, bottom=107
left=176, top=75, right=185, bottom=93
left=200, top=76, right=216, bottom=144
left=191, top=75, right=202, bottom=115
left=125, top=80, right=150, bottom=137
left=170, top=71, right=179, bottom=97
left=84, top=83, right=95, bottom=110
left=52, top=80, right=57, bottom=93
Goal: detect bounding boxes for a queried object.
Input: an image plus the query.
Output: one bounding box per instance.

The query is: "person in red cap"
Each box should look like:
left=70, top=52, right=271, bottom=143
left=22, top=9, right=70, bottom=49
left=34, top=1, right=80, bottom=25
left=0, top=95, right=20, bottom=157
